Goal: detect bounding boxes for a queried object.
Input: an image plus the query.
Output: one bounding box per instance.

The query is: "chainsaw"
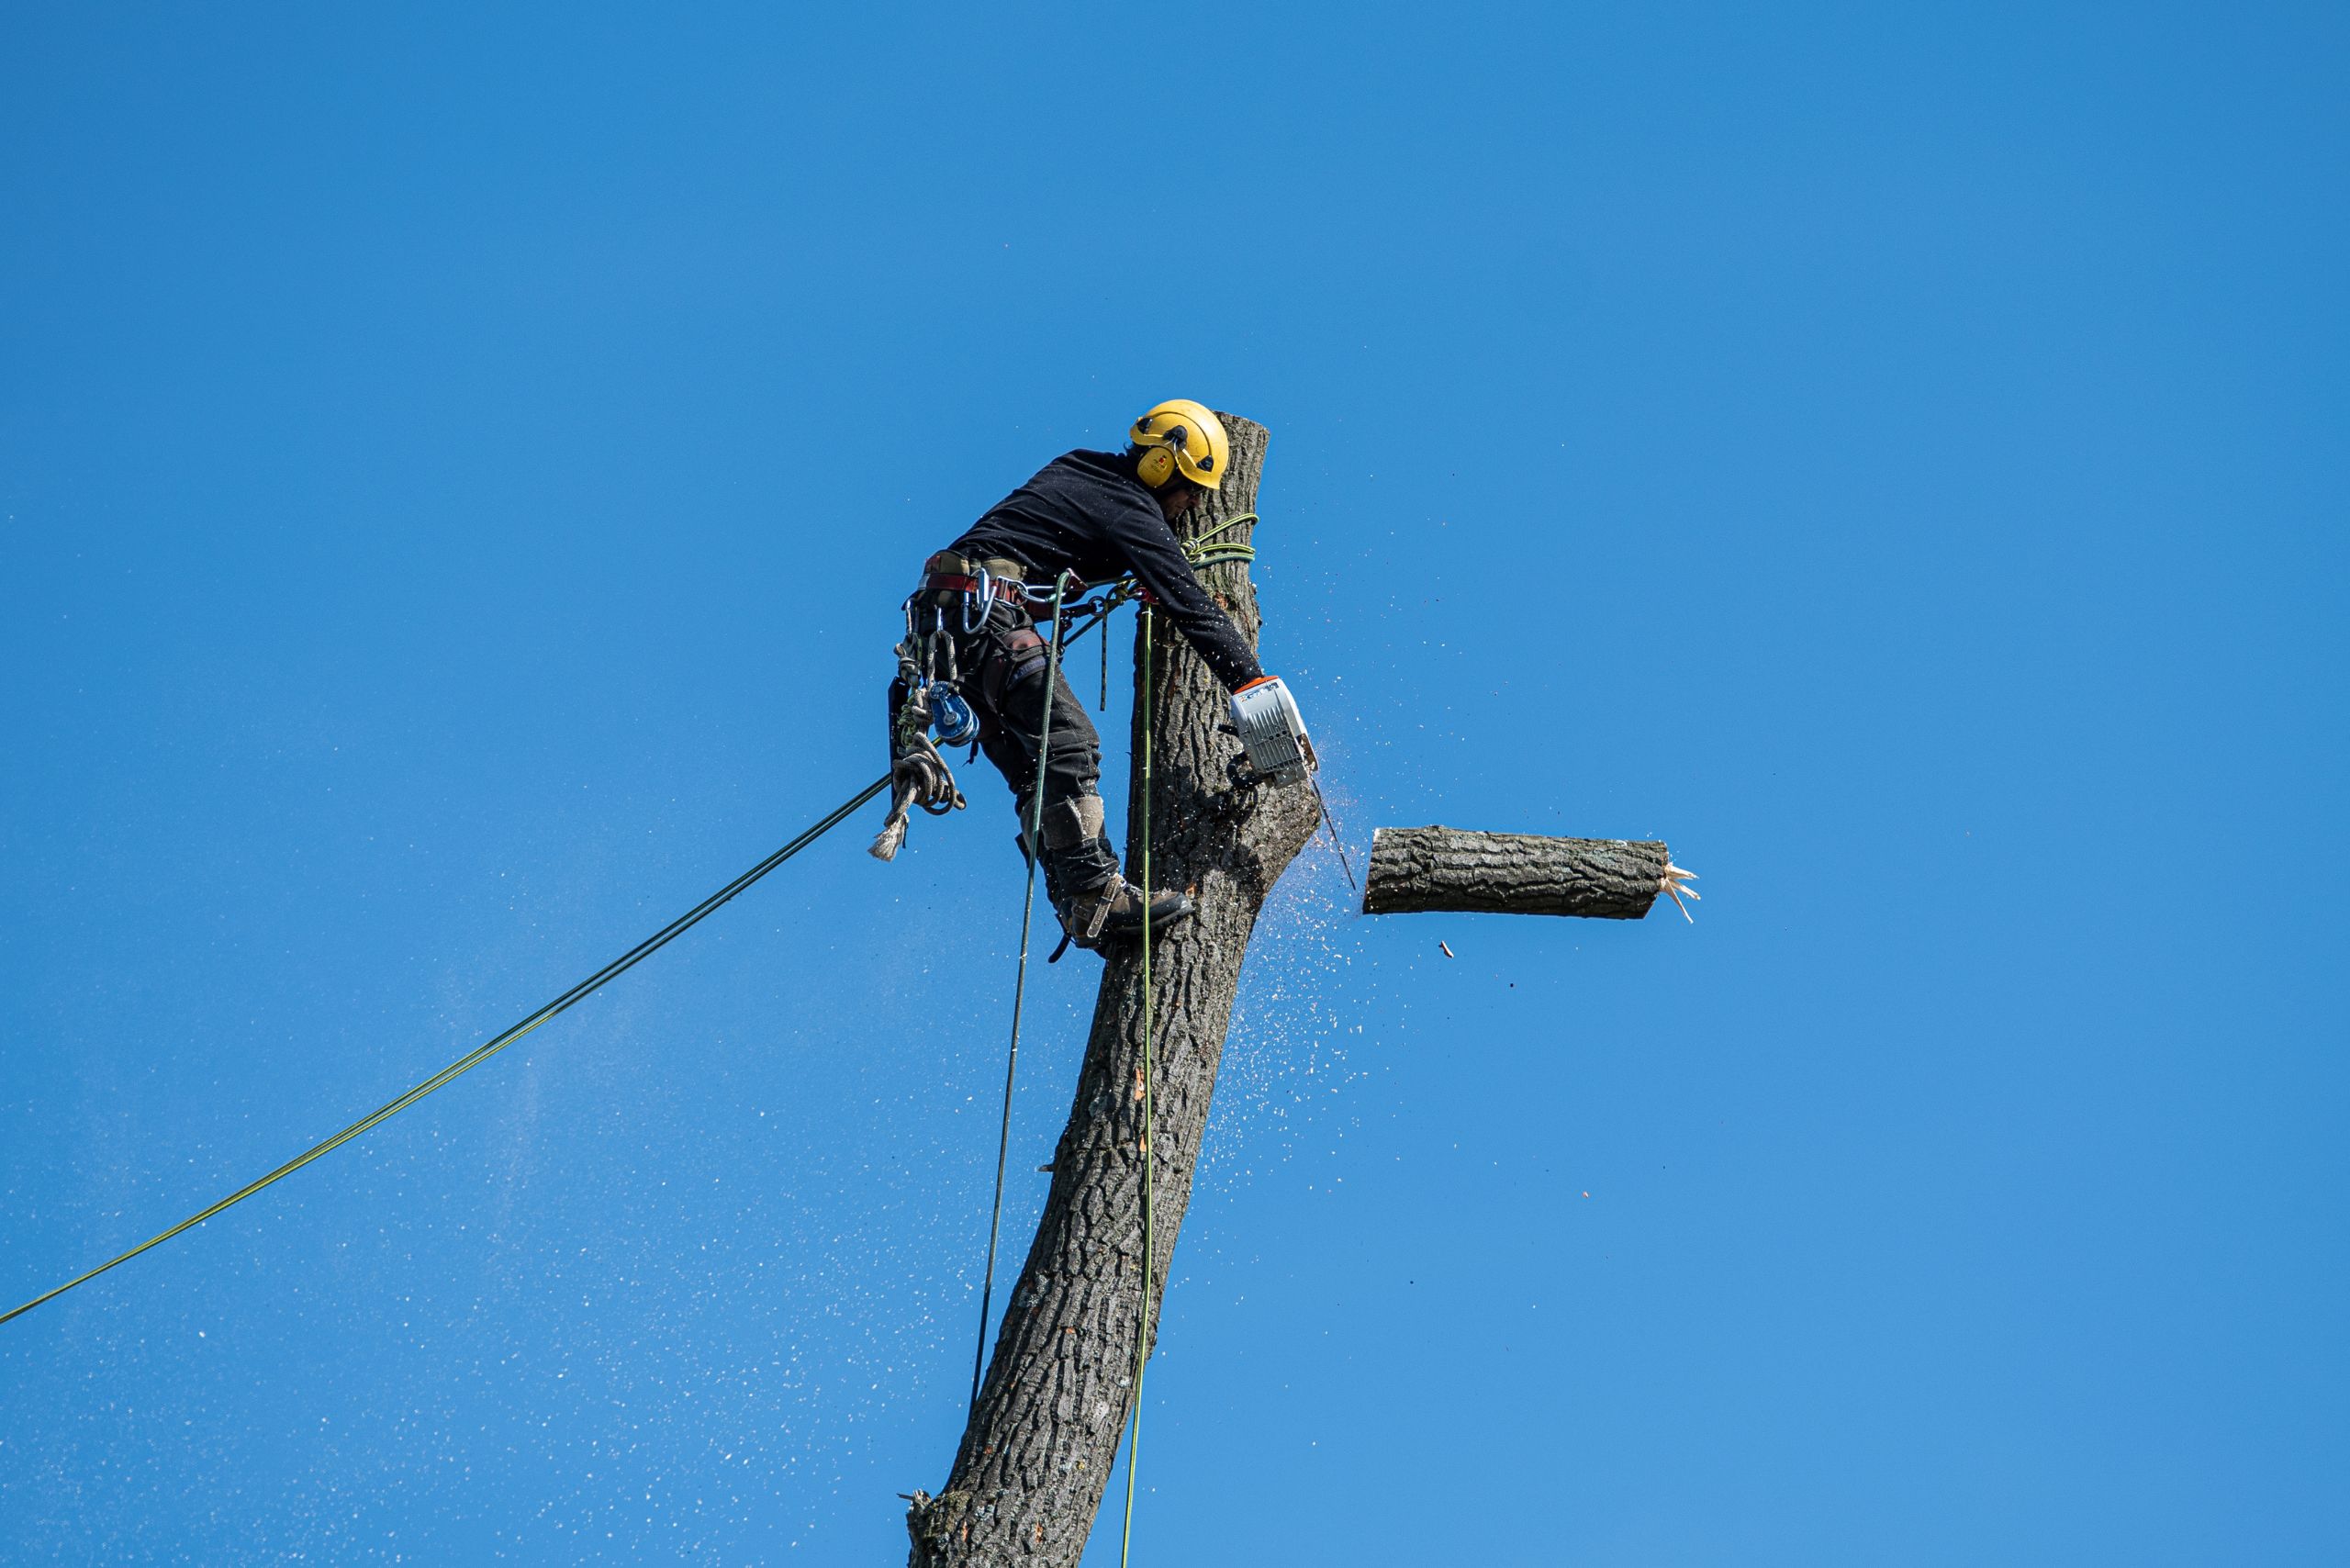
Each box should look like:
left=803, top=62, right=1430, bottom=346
left=1228, top=676, right=1355, bottom=890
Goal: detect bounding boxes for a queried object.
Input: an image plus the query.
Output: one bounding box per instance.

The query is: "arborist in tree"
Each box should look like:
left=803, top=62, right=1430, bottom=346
left=875, top=399, right=1308, bottom=952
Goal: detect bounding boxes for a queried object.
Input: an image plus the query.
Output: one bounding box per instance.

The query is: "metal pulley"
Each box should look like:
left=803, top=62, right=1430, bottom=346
left=929, top=686, right=979, bottom=747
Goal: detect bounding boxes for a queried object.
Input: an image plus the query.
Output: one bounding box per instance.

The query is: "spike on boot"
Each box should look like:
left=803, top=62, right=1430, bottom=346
left=1055, top=875, right=1194, bottom=952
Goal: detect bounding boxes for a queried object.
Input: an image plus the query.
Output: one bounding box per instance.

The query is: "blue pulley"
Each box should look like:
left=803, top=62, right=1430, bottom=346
left=931, top=687, right=979, bottom=746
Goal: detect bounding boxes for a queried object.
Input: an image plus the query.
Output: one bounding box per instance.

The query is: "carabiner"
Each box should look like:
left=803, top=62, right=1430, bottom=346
left=958, top=567, right=997, bottom=635
left=1024, top=576, right=1080, bottom=610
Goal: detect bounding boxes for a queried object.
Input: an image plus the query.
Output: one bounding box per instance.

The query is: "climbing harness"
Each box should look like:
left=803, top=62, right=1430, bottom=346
left=875, top=519, right=1254, bottom=893
left=0, top=775, right=892, bottom=1330
left=876, top=552, right=1102, bottom=864
left=969, top=571, right=1072, bottom=1411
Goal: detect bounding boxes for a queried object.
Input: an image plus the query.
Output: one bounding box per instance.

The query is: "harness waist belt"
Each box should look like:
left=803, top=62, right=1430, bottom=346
left=925, top=572, right=1021, bottom=598
left=917, top=551, right=1029, bottom=610
left=923, top=551, right=1028, bottom=581
left=915, top=553, right=1090, bottom=614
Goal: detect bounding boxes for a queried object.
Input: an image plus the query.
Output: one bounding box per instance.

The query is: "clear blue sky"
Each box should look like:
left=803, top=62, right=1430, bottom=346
left=5, top=5, right=2344, bottom=1562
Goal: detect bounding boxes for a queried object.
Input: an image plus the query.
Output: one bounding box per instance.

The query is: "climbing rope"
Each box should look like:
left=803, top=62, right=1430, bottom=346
left=969, top=570, right=1072, bottom=1410
left=1109, top=516, right=1262, bottom=1557
left=0, top=774, right=892, bottom=1330
left=965, top=514, right=1259, bottom=1435
left=7, top=515, right=1270, bottom=1339
left=1010, top=516, right=1256, bottom=1559
left=1119, top=606, right=1161, bottom=1567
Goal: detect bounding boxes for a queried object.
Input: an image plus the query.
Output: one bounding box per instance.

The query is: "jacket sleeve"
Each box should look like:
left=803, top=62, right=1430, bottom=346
left=1108, top=503, right=1267, bottom=692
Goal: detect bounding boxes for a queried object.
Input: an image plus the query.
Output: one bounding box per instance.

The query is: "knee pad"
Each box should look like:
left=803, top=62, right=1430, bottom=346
left=1038, top=794, right=1107, bottom=852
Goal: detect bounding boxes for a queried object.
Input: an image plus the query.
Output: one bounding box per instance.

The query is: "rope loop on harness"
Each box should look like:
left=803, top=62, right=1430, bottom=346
left=872, top=654, right=969, bottom=862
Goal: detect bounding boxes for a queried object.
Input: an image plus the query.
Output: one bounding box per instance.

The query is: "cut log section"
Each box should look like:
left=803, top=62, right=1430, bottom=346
left=1363, top=826, right=1687, bottom=921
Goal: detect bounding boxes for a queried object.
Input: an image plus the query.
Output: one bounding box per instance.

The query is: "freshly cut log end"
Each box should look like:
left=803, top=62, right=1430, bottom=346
left=1362, top=826, right=1672, bottom=921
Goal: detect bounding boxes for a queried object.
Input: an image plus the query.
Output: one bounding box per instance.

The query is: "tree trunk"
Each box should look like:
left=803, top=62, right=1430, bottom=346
left=907, top=416, right=1318, bottom=1565
left=1362, top=826, right=1669, bottom=920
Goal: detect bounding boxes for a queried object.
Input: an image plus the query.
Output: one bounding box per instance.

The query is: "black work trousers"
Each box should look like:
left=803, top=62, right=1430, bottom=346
left=895, top=599, right=1107, bottom=868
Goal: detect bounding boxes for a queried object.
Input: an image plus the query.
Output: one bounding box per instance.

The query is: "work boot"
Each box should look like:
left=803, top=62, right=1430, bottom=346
left=1055, top=871, right=1195, bottom=949
left=1033, top=797, right=1193, bottom=951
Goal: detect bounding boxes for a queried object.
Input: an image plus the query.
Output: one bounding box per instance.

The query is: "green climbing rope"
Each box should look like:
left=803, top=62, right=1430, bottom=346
left=0, top=774, right=892, bottom=1330
left=1102, top=512, right=1254, bottom=1562
left=1119, top=605, right=1161, bottom=1566
left=6, top=513, right=1265, bottom=1341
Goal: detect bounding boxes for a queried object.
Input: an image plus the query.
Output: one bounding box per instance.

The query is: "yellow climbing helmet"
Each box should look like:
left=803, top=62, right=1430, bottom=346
left=1128, top=399, right=1229, bottom=491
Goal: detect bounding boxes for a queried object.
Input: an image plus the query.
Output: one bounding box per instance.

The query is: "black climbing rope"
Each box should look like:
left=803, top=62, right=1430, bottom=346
left=970, top=570, right=1072, bottom=1410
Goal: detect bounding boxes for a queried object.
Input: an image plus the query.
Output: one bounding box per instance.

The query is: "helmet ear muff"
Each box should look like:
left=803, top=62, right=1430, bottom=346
left=1136, top=443, right=1177, bottom=489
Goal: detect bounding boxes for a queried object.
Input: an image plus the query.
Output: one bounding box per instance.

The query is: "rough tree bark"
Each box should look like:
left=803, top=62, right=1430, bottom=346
left=906, top=416, right=1318, bottom=1566
left=1362, top=826, right=1670, bottom=920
